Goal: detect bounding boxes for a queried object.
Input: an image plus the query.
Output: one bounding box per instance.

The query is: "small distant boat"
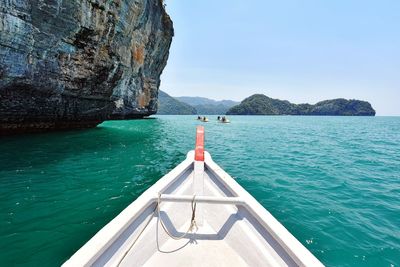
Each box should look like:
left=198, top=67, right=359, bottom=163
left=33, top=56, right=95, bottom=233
left=218, top=116, right=230, bottom=123
left=63, top=126, right=323, bottom=267
left=196, top=116, right=208, bottom=122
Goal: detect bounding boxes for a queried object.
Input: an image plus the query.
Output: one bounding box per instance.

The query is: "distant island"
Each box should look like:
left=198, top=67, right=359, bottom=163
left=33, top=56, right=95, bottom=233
left=227, top=94, right=376, bottom=116
left=157, top=91, right=238, bottom=115
left=157, top=91, right=376, bottom=116
left=158, top=91, right=197, bottom=115
left=175, top=96, right=239, bottom=115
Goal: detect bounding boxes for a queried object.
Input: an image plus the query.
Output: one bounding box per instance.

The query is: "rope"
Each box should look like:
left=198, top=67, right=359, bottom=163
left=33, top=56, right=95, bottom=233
left=157, top=193, right=198, bottom=240
left=116, top=203, right=158, bottom=267
left=116, top=193, right=198, bottom=266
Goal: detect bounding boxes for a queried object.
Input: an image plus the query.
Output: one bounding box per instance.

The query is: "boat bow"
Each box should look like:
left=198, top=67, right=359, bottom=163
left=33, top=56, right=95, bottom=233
left=63, top=127, right=324, bottom=267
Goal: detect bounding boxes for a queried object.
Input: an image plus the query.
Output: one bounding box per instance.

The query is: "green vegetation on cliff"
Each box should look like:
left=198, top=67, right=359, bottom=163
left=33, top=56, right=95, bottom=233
left=157, top=91, right=197, bottom=115
left=227, top=94, right=376, bottom=116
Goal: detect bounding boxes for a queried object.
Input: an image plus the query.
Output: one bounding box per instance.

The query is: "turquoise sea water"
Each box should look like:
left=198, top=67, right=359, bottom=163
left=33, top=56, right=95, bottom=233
left=0, top=116, right=399, bottom=266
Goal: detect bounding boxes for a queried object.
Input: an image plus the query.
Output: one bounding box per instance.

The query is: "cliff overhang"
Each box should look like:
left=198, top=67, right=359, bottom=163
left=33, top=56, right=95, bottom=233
left=0, top=0, right=173, bottom=134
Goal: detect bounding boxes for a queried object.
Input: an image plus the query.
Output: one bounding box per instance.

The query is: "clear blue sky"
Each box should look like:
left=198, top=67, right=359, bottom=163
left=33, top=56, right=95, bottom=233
left=161, top=0, right=400, bottom=115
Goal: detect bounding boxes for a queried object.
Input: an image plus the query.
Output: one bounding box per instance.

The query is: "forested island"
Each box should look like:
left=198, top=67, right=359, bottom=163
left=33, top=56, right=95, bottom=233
left=226, top=94, right=375, bottom=116
left=175, top=96, right=238, bottom=115
left=157, top=91, right=197, bottom=115
left=157, top=91, right=238, bottom=115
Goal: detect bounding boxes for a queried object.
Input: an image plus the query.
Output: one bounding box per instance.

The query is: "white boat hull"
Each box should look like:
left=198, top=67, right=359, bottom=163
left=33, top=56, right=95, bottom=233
left=63, top=129, right=323, bottom=267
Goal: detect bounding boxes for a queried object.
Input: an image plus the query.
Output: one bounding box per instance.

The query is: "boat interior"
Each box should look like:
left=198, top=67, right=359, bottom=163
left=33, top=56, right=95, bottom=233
left=117, top=159, right=297, bottom=266
left=63, top=127, right=322, bottom=267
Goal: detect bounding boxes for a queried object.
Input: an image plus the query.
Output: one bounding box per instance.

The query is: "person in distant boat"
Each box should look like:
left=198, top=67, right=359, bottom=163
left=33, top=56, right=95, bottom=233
left=197, top=116, right=201, bottom=120
left=217, top=116, right=221, bottom=121
left=222, top=116, right=226, bottom=122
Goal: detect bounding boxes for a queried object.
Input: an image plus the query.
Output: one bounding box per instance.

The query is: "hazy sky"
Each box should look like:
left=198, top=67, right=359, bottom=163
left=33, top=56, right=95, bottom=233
left=161, top=0, right=399, bottom=115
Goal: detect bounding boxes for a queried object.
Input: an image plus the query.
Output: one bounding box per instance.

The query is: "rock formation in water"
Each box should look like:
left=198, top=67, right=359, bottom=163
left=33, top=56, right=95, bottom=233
left=227, top=94, right=376, bottom=116
left=0, top=0, right=173, bottom=134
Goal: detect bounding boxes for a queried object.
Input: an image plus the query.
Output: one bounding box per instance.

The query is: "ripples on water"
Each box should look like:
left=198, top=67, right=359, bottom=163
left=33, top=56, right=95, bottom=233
left=0, top=116, right=399, bottom=266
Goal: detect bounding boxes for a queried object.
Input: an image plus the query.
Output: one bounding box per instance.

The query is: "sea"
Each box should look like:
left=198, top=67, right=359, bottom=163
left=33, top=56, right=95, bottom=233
left=0, top=115, right=399, bottom=266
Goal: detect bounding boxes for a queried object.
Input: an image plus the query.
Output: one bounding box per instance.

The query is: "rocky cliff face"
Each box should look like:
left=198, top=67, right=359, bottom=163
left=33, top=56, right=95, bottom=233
left=0, top=0, right=173, bottom=134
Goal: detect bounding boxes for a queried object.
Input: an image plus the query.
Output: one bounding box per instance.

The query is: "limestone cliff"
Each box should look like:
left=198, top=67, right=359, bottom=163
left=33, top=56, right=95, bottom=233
left=0, top=0, right=173, bottom=134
